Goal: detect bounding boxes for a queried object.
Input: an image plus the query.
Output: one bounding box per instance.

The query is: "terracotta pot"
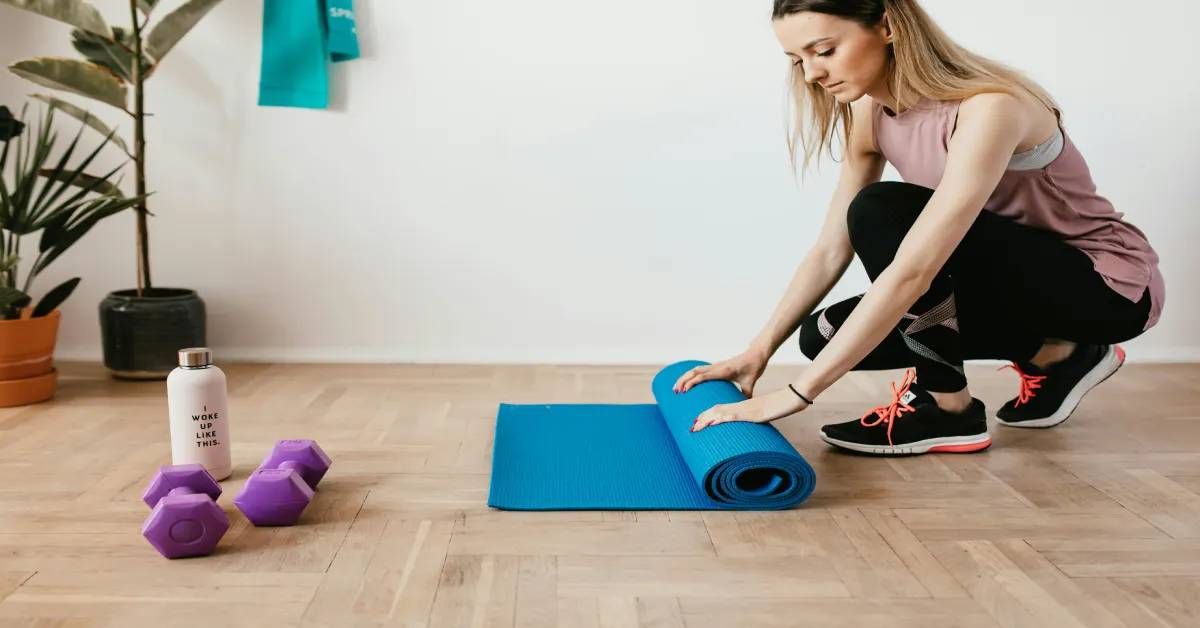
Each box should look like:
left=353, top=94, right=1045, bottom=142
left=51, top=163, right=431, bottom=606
left=0, top=308, right=60, bottom=407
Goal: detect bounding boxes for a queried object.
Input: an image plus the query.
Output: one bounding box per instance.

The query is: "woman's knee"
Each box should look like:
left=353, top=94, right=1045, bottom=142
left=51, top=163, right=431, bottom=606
left=797, top=310, right=829, bottom=360
left=846, top=182, right=932, bottom=251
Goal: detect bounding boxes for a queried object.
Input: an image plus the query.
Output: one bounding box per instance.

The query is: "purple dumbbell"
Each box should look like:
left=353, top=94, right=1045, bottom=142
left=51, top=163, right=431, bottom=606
left=141, top=464, right=230, bottom=559
left=233, top=439, right=332, bottom=526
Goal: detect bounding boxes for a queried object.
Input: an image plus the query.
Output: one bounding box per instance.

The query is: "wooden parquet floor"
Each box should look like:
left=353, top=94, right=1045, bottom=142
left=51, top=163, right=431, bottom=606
left=1, top=360, right=1198, bottom=627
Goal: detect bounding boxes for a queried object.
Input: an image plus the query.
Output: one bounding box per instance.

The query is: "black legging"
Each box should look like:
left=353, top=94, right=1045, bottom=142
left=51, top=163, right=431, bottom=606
left=798, top=181, right=1151, bottom=392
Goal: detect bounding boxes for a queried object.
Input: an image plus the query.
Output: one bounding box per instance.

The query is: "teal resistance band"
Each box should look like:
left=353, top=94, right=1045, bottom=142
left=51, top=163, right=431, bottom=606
left=259, top=0, right=360, bottom=109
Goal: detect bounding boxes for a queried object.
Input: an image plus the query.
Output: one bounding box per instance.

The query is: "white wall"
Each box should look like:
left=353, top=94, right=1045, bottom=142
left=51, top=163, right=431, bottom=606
left=1, top=0, right=1196, bottom=365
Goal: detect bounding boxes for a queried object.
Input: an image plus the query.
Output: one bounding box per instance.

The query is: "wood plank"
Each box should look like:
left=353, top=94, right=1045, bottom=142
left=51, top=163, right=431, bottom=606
left=895, top=507, right=1168, bottom=542
left=1029, top=539, right=1200, bottom=577
left=556, top=555, right=848, bottom=598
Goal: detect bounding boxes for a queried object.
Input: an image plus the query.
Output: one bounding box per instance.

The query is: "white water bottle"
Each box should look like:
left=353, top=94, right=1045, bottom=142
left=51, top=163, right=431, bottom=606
left=166, top=347, right=233, bottom=480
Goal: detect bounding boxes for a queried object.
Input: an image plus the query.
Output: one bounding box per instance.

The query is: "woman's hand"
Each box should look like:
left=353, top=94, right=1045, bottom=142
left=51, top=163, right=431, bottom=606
left=672, top=348, right=770, bottom=397
left=689, top=387, right=809, bottom=432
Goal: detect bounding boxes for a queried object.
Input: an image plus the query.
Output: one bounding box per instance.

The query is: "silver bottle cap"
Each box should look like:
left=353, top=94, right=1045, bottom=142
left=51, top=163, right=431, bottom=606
left=178, top=347, right=212, bottom=368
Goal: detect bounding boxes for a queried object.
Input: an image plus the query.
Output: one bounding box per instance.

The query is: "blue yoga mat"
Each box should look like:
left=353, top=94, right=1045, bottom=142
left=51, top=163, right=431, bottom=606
left=487, top=360, right=816, bottom=510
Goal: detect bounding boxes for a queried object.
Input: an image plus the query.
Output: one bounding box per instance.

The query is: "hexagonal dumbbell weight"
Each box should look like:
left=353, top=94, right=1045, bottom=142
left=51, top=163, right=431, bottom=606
left=141, top=464, right=230, bottom=558
left=233, top=439, right=332, bottom=526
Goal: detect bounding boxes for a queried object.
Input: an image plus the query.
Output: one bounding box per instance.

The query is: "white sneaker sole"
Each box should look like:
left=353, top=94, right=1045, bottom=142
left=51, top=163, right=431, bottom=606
left=818, top=431, right=992, bottom=455
left=996, top=344, right=1125, bottom=429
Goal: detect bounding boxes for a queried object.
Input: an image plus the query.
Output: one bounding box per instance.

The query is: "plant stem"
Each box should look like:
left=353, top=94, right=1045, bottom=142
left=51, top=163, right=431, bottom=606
left=6, top=233, right=16, bottom=290
left=21, top=251, right=43, bottom=294
left=2, top=232, right=11, bottom=289
left=129, top=0, right=152, bottom=295
left=10, top=234, right=20, bottom=292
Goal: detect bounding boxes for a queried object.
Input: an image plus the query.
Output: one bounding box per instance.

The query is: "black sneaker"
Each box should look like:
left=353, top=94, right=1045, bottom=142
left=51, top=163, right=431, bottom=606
left=995, top=343, right=1125, bottom=428
left=818, top=369, right=992, bottom=455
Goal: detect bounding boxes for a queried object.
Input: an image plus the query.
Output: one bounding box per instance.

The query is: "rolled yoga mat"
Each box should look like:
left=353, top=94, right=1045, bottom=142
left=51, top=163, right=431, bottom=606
left=487, top=360, right=817, bottom=510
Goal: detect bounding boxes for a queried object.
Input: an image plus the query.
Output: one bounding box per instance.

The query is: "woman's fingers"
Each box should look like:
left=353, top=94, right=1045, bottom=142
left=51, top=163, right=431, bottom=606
left=674, top=366, right=707, bottom=392
left=692, top=405, right=730, bottom=432
left=674, top=361, right=752, bottom=394
left=674, top=373, right=697, bottom=393
left=675, top=365, right=727, bottom=393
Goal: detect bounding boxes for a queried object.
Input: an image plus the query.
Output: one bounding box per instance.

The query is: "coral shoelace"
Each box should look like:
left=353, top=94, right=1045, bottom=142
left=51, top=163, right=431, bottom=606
left=860, top=368, right=919, bottom=447
left=998, top=362, right=1046, bottom=406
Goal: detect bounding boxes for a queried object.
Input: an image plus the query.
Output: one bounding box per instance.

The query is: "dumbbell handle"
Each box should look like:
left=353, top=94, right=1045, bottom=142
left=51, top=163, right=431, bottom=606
left=277, top=460, right=310, bottom=474
left=259, top=460, right=319, bottom=489
left=144, top=485, right=210, bottom=509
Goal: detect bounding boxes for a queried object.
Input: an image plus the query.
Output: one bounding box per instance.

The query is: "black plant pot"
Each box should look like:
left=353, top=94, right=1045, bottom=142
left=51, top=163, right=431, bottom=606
left=99, top=288, right=206, bottom=380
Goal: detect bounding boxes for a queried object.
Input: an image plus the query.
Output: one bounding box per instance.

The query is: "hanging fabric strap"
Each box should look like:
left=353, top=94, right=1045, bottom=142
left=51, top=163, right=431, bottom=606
left=259, top=0, right=359, bottom=109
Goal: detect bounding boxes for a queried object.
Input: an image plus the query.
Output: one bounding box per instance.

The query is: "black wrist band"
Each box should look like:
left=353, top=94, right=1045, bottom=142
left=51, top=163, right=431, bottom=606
left=788, top=384, right=813, bottom=405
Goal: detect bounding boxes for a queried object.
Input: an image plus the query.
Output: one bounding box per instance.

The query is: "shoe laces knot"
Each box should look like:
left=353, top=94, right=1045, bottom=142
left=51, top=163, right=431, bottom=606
left=998, top=362, right=1046, bottom=406
left=859, top=368, right=918, bottom=446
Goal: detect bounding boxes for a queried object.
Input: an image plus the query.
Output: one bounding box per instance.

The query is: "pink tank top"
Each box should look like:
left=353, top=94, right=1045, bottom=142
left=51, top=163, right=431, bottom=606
left=871, top=98, right=1164, bottom=331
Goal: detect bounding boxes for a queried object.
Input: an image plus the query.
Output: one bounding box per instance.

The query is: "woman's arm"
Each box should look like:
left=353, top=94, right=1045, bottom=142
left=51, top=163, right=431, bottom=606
left=789, top=92, right=1031, bottom=399
left=750, top=98, right=886, bottom=360
left=691, top=93, right=1038, bottom=431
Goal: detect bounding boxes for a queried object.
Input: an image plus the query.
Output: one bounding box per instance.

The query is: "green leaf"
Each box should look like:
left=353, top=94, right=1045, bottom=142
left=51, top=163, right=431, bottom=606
left=27, top=113, right=118, bottom=225
left=33, top=276, right=79, bottom=316
left=70, top=27, right=150, bottom=83
left=136, top=0, right=158, bottom=15
left=7, top=105, right=57, bottom=231
left=28, top=153, right=126, bottom=233
left=144, top=0, right=222, bottom=62
left=29, top=93, right=129, bottom=155
left=27, top=113, right=85, bottom=221
left=9, top=57, right=128, bottom=111
left=37, top=207, right=73, bottom=254
left=33, top=194, right=143, bottom=275
left=0, top=286, right=32, bottom=318
left=0, top=254, right=18, bottom=274
left=0, top=136, right=12, bottom=224
left=0, top=0, right=111, bottom=39
left=38, top=167, right=123, bottom=197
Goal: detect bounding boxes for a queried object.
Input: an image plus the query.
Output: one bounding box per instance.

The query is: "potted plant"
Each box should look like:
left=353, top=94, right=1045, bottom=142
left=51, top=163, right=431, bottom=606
left=2, top=0, right=223, bottom=379
left=1, top=104, right=143, bottom=407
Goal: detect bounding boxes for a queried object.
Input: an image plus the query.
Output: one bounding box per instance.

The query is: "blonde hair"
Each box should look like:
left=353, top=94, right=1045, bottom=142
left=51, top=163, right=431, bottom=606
left=772, top=0, right=1058, bottom=176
